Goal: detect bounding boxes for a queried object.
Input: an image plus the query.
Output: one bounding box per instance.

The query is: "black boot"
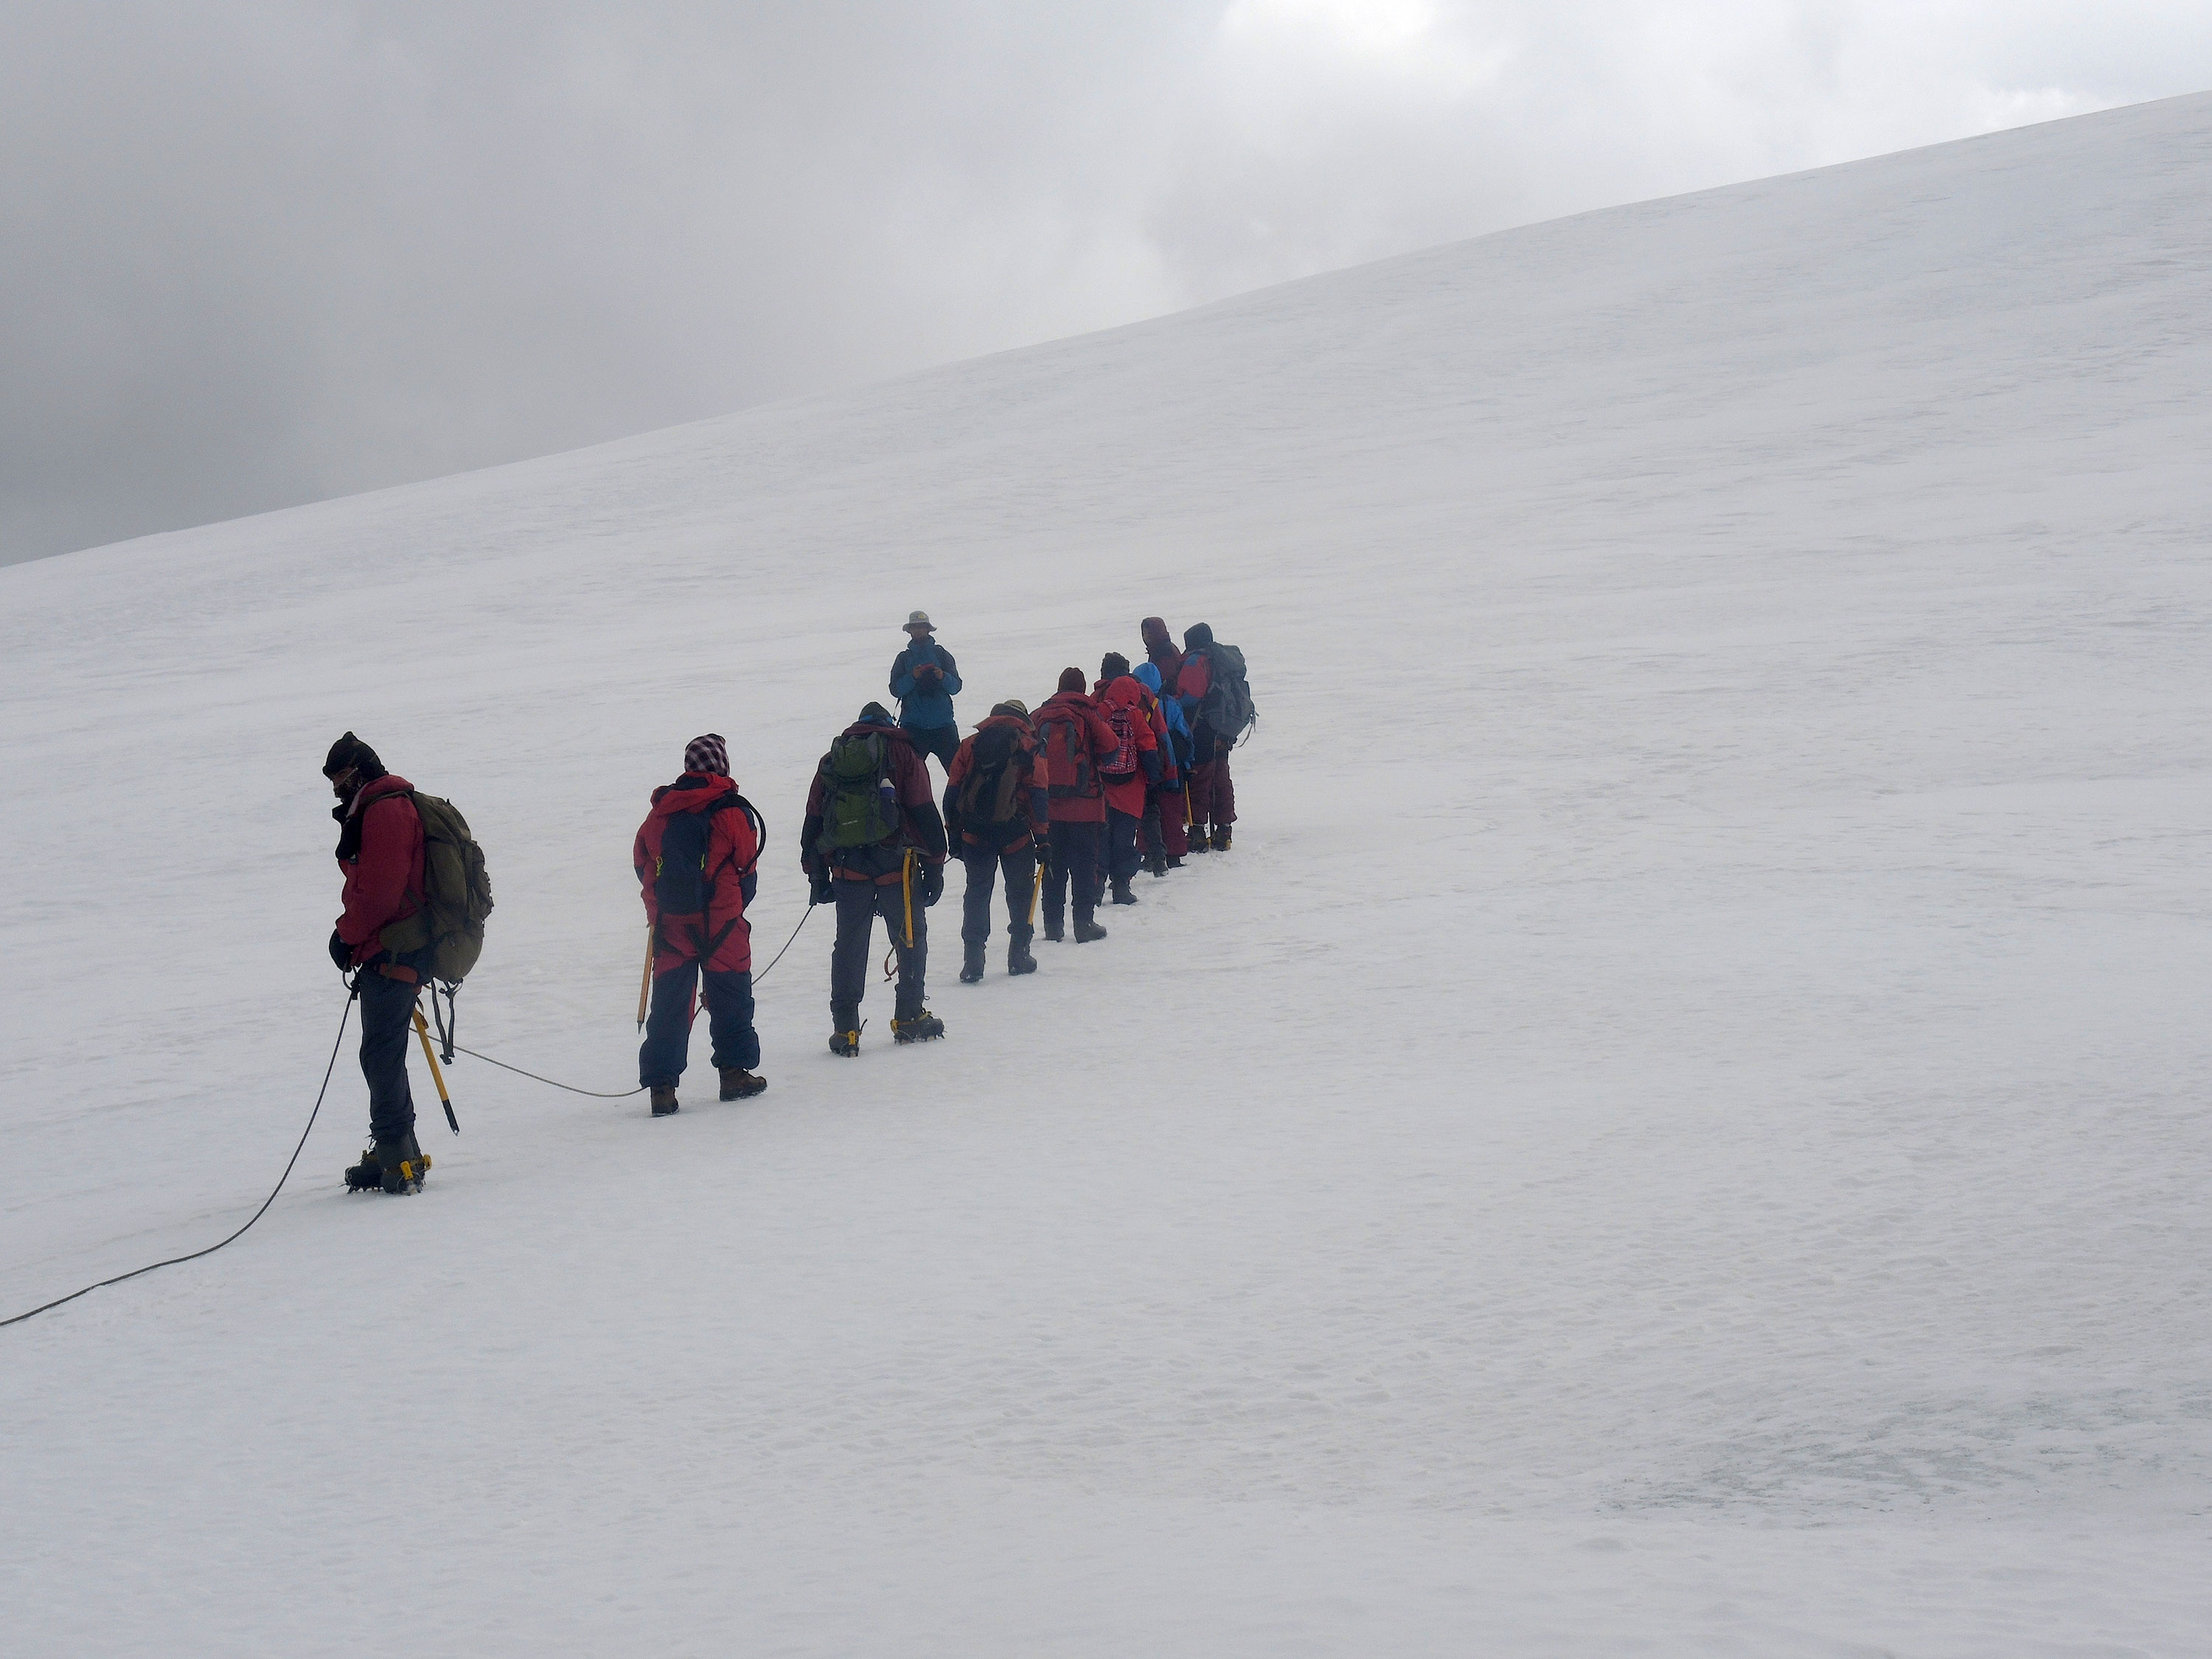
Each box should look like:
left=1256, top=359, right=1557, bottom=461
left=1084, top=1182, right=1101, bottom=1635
left=1043, top=915, right=1065, bottom=942
left=1166, top=855, right=1184, bottom=869
left=344, top=1146, right=383, bottom=1191
left=719, top=1066, right=767, bottom=1100
left=959, top=942, right=986, bottom=984
left=1110, top=877, right=1140, bottom=905
left=891, top=1009, right=946, bottom=1043
left=1074, top=915, right=1108, bottom=942
left=1008, top=937, right=1037, bottom=975
left=1212, top=827, right=1231, bottom=851
left=1188, top=836, right=1209, bottom=855
left=830, top=1011, right=862, bottom=1057
left=376, top=1130, right=429, bottom=1194
left=1145, top=852, right=1168, bottom=877
left=651, top=1086, right=679, bottom=1116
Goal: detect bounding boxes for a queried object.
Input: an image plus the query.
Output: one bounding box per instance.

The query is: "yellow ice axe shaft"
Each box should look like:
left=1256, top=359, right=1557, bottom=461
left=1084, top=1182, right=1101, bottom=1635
left=636, top=923, right=653, bottom=1029
left=1028, top=857, right=1043, bottom=928
left=885, top=849, right=917, bottom=982
left=411, top=1005, right=459, bottom=1134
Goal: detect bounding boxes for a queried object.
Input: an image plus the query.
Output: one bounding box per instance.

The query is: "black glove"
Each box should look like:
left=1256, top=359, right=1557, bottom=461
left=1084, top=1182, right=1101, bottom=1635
left=328, top=930, right=351, bottom=971
left=810, top=870, right=834, bottom=906
left=919, top=861, right=945, bottom=907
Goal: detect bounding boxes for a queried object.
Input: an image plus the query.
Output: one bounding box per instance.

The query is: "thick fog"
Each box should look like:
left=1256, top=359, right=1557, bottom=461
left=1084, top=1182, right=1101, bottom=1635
left=4, top=1, right=2206, bottom=563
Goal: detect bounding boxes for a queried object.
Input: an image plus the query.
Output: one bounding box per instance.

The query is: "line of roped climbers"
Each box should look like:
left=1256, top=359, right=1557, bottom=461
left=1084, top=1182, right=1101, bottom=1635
left=321, top=611, right=1256, bottom=1193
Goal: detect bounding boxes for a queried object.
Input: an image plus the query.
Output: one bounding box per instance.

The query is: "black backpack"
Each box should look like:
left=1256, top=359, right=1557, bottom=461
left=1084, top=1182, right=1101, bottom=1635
left=1196, top=643, right=1256, bottom=746
left=955, top=725, right=1029, bottom=838
left=653, top=794, right=764, bottom=914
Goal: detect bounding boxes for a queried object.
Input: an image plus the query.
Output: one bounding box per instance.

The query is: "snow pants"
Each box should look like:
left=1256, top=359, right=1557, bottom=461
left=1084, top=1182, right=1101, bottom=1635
left=904, top=723, right=960, bottom=774
left=1106, top=807, right=1143, bottom=886
left=1142, top=784, right=1189, bottom=860
left=830, top=874, right=928, bottom=1024
left=356, top=967, right=420, bottom=1143
left=639, top=961, right=759, bottom=1088
left=961, top=844, right=1038, bottom=945
left=1042, top=821, right=1103, bottom=929
left=1188, top=752, right=1236, bottom=839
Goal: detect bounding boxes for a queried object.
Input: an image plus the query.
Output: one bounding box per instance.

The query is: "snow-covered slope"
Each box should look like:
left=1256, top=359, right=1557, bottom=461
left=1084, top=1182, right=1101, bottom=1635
left=4, top=94, right=2211, bottom=1656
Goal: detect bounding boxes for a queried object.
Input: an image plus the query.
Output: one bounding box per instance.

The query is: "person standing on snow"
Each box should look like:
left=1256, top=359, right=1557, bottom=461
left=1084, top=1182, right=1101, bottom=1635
left=324, top=732, right=434, bottom=1195
left=1133, top=660, right=1190, bottom=872
left=802, top=701, right=949, bottom=1054
left=1140, top=616, right=1184, bottom=697
left=944, top=698, right=1049, bottom=983
left=1034, top=667, right=1120, bottom=943
left=1093, top=653, right=1164, bottom=906
left=888, top=610, right=963, bottom=775
left=633, top=734, right=766, bottom=1117
left=1176, top=622, right=1245, bottom=852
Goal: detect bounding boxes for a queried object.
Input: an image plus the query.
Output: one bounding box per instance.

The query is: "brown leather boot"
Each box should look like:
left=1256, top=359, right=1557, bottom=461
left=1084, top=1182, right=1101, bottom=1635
left=720, top=1066, right=768, bottom=1099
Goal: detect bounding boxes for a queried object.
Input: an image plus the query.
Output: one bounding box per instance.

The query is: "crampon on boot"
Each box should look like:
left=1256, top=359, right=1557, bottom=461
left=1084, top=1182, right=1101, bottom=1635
left=829, top=1028, right=861, bottom=1057
left=891, top=1010, right=946, bottom=1043
left=368, top=1131, right=429, bottom=1194
left=1188, top=837, right=1209, bottom=855
left=959, top=942, right=986, bottom=984
left=1211, top=827, right=1232, bottom=852
left=1074, top=917, right=1108, bottom=943
left=1110, top=877, right=1140, bottom=905
left=1145, top=852, right=1168, bottom=877
left=719, top=1067, right=768, bottom=1100
left=344, top=1147, right=383, bottom=1191
left=650, top=1085, right=679, bottom=1116
left=1008, top=938, right=1037, bottom=975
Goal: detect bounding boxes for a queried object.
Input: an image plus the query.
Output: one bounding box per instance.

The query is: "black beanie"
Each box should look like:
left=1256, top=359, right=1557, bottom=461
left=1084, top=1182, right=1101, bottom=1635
left=322, top=731, right=386, bottom=781
left=1183, top=622, right=1214, bottom=652
left=1100, top=651, right=1131, bottom=681
left=1057, top=667, right=1085, bottom=694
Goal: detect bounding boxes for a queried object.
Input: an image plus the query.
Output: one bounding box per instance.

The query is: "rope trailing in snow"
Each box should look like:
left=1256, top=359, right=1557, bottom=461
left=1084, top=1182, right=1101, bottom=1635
left=451, top=906, right=814, bottom=1099
left=1, top=988, right=358, bottom=1332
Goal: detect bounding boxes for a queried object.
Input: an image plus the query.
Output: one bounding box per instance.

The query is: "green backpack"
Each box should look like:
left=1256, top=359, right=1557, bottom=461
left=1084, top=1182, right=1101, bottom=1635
left=817, top=734, right=899, bottom=851
left=377, top=790, right=494, bottom=984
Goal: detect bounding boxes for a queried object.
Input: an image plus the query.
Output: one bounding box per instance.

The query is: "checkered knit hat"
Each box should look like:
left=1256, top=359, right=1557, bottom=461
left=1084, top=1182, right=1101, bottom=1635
left=684, top=733, right=730, bottom=776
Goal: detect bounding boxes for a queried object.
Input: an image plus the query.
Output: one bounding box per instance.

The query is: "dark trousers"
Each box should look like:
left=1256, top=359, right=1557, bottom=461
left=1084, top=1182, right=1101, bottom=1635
left=961, top=844, right=1038, bottom=945
left=905, top=723, right=959, bottom=773
left=1189, top=752, right=1237, bottom=837
left=639, top=961, right=759, bottom=1088
left=1105, top=807, right=1142, bottom=885
left=1042, top=821, right=1102, bottom=928
left=830, top=874, right=928, bottom=1023
left=1142, top=785, right=1189, bottom=859
left=357, top=968, right=420, bottom=1142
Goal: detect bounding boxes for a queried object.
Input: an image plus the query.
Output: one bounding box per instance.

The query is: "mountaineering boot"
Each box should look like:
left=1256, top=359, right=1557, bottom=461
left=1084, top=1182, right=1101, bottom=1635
left=376, top=1130, right=429, bottom=1194
left=1042, top=919, right=1065, bottom=942
left=1110, top=877, right=1140, bottom=905
left=719, top=1066, right=768, bottom=1100
left=344, top=1146, right=383, bottom=1191
left=1145, top=852, right=1168, bottom=877
left=1166, top=855, right=1184, bottom=869
left=1074, top=917, right=1108, bottom=943
left=1187, top=837, right=1208, bottom=855
left=650, top=1086, right=679, bottom=1117
left=959, top=942, right=986, bottom=984
left=891, top=1009, right=946, bottom=1043
left=828, top=1030, right=860, bottom=1057
left=1212, top=827, right=1232, bottom=852
left=1007, top=939, right=1037, bottom=975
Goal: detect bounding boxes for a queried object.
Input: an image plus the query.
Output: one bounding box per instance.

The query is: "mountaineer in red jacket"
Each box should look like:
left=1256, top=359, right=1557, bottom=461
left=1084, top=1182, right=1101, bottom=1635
left=324, top=731, right=434, bottom=1195
left=944, top=699, right=1049, bottom=983
left=1033, top=667, right=1120, bottom=943
left=1093, top=655, right=1165, bottom=907
left=633, top=734, right=765, bottom=1116
left=801, top=702, right=950, bottom=1054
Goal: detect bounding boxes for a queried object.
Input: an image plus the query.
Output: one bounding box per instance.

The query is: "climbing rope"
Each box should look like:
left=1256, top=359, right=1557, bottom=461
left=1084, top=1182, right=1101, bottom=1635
left=1, top=987, right=358, bottom=1331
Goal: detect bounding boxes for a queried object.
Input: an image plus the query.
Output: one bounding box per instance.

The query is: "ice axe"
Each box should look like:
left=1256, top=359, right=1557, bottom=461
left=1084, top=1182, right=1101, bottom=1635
left=636, top=922, right=653, bottom=1031
left=411, top=1005, right=460, bottom=1134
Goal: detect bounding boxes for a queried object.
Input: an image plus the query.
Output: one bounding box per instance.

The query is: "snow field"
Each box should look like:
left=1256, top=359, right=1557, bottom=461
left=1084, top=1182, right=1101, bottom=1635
left=2, top=92, right=2211, bottom=1655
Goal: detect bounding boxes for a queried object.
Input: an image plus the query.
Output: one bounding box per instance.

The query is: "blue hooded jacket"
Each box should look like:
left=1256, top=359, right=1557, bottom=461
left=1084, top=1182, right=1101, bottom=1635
left=889, top=636, right=962, bottom=731
left=1134, top=662, right=1194, bottom=771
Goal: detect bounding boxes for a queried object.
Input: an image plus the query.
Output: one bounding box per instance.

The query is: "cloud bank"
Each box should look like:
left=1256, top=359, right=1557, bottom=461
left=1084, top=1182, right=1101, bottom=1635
left=4, top=1, right=2206, bottom=563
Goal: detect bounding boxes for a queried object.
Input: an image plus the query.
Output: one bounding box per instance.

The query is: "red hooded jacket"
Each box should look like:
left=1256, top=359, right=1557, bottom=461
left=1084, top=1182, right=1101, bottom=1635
left=634, top=773, right=759, bottom=974
left=334, top=773, right=425, bottom=978
left=1034, top=689, right=1120, bottom=824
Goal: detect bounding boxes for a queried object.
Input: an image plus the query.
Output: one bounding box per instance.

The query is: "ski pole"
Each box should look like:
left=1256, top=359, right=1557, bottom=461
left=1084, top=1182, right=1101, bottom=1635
left=636, top=923, right=653, bottom=1031
left=412, top=1005, right=460, bottom=1134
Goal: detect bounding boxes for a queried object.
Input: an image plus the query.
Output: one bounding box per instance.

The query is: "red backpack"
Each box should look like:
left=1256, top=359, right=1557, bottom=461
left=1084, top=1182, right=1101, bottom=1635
left=1037, top=710, right=1099, bottom=801
left=1098, top=702, right=1139, bottom=780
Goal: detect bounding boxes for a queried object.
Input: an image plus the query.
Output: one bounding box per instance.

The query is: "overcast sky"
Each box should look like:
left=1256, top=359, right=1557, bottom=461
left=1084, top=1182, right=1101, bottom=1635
left=4, top=1, right=2207, bottom=565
